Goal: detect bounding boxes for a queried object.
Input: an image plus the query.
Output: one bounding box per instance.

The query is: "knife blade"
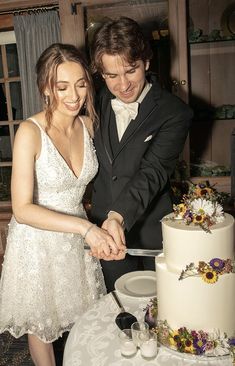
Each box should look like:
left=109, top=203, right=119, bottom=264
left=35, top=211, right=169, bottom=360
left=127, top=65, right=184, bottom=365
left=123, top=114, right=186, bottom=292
left=84, top=245, right=162, bottom=257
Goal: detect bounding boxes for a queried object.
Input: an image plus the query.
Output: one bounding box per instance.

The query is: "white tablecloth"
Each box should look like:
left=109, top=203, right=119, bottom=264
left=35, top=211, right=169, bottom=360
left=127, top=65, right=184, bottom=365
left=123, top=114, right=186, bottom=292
left=63, top=293, right=233, bottom=366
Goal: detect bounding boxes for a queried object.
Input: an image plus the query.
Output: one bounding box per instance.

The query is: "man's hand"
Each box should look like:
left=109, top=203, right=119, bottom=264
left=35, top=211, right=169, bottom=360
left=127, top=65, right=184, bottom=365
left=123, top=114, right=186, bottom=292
left=102, top=211, right=126, bottom=248
left=98, top=211, right=126, bottom=260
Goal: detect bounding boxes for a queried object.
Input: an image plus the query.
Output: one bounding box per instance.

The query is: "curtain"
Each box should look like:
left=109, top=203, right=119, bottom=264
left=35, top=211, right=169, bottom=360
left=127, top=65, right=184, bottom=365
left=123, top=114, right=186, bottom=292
left=13, top=11, right=61, bottom=119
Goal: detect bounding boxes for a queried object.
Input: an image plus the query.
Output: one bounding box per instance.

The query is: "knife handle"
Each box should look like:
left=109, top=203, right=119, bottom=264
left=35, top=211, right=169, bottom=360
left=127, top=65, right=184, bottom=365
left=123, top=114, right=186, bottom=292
left=111, top=291, right=125, bottom=312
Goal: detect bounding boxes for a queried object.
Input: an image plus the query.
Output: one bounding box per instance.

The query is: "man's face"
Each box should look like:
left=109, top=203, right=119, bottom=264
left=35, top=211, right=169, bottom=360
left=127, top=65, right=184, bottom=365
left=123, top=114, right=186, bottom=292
left=101, top=54, right=149, bottom=103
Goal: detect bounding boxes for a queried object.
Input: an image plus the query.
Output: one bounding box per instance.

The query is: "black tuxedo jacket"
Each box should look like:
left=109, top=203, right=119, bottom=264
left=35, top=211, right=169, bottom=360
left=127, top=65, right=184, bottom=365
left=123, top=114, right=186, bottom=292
left=91, top=75, right=193, bottom=251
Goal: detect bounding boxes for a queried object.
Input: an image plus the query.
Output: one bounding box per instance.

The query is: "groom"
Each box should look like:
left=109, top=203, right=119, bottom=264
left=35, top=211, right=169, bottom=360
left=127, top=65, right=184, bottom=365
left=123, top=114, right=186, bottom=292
left=90, top=17, right=193, bottom=291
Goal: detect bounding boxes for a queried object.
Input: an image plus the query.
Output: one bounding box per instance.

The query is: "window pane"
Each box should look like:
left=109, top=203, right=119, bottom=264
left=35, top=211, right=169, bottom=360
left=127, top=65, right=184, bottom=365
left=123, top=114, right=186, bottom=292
left=0, top=84, right=8, bottom=121
left=6, top=44, right=19, bottom=77
left=0, top=47, right=3, bottom=78
left=10, top=82, right=23, bottom=120
left=0, top=166, right=11, bottom=201
left=14, top=123, right=20, bottom=135
left=0, top=125, right=12, bottom=161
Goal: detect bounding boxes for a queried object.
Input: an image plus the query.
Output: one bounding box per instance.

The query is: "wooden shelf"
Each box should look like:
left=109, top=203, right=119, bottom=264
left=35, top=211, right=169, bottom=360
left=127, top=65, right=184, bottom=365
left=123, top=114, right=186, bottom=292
left=190, top=176, right=231, bottom=194
left=189, top=38, right=235, bottom=45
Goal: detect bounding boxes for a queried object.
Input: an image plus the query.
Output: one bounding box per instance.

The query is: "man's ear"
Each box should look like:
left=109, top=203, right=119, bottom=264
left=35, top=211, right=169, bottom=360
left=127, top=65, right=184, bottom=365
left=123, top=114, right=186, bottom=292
left=145, top=60, right=150, bottom=71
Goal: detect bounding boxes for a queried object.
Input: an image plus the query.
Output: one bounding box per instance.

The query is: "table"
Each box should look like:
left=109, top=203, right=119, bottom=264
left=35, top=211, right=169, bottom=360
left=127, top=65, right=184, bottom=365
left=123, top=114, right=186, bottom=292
left=63, top=293, right=233, bottom=366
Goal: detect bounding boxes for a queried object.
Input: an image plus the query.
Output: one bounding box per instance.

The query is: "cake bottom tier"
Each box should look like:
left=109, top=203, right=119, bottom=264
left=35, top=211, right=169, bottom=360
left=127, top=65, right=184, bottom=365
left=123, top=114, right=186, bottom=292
left=156, top=257, right=235, bottom=337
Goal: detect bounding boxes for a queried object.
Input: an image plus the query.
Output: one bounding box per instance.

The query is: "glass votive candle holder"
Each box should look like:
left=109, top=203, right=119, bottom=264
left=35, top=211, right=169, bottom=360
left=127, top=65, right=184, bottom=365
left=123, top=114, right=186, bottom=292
left=131, top=321, right=149, bottom=348
left=118, top=329, right=137, bottom=358
left=140, top=330, right=158, bottom=360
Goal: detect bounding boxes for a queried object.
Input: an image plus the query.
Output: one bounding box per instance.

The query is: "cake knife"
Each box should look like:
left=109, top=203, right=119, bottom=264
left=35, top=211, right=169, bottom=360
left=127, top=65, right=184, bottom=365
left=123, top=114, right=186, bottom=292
left=84, top=245, right=162, bottom=257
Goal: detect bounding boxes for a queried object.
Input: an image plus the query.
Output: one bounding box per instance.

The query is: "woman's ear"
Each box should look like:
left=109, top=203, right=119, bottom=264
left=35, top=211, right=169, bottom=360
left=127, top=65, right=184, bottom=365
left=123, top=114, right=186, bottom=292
left=44, top=94, right=50, bottom=106
left=44, top=89, right=50, bottom=96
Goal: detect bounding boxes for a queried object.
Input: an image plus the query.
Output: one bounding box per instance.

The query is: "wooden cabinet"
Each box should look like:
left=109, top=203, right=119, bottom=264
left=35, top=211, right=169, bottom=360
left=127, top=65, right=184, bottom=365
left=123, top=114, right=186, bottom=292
left=189, top=0, right=235, bottom=188
left=169, top=0, right=235, bottom=194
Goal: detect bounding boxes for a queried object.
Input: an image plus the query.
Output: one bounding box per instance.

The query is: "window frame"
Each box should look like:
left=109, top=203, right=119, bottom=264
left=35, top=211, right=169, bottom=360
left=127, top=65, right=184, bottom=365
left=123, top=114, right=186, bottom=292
left=0, top=30, right=22, bottom=209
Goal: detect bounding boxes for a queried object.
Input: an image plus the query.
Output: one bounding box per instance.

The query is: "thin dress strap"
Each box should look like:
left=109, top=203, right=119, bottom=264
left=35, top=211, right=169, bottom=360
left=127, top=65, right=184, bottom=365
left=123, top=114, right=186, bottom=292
left=27, top=117, right=43, bottom=131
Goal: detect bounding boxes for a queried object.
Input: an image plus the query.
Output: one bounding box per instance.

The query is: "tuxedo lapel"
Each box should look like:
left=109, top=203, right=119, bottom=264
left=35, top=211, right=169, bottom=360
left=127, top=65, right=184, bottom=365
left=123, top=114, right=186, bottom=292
left=108, top=113, right=120, bottom=157
left=98, top=99, right=113, bottom=164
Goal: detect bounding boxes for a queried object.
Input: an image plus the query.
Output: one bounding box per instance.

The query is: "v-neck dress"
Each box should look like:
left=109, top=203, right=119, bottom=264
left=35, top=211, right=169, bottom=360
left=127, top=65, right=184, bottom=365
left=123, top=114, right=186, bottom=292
left=0, top=117, right=106, bottom=343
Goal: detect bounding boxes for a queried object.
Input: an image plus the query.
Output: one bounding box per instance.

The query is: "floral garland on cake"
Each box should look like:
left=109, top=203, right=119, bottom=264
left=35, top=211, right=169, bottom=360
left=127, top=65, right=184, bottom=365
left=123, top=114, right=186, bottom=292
left=172, top=181, right=225, bottom=232
left=179, top=258, right=235, bottom=283
left=144, top=298, right=235, bottom=359
left=157, top=321, right=235, bottom=358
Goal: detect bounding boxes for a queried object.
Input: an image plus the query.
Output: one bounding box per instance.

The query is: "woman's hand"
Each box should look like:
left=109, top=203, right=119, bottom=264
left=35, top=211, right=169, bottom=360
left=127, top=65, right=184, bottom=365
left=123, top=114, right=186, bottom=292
left=84, top=223, right=126, bottom=260
left=84, top=224, right=118, bottom=258
left=100, top=249, right=126, bottom=261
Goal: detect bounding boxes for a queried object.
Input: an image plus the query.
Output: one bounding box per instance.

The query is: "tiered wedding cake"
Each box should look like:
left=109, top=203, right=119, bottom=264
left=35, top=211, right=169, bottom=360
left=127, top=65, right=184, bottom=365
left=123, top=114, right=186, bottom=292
left=155, top=182, right=235, bottom=356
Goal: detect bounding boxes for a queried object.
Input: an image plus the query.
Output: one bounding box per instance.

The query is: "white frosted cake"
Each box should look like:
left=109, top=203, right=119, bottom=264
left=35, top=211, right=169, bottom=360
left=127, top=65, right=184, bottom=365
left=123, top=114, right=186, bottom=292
left=155, top=182, right=235, bottom=356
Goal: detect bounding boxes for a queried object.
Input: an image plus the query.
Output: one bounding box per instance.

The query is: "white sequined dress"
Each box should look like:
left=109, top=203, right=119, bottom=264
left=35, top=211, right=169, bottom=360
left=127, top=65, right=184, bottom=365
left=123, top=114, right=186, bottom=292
left=0, top=117, right=106, bottom=342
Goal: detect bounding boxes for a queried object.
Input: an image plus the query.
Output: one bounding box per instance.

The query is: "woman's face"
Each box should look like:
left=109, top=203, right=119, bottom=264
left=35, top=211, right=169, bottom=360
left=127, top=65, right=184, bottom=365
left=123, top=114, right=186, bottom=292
left=52, top=61, right=88, bottom=117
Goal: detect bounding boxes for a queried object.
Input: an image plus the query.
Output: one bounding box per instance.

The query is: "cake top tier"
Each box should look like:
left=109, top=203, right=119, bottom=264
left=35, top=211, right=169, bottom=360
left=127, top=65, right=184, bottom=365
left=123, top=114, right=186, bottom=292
left=161, top=213, right=234, bottom=272
left=163, top=212, right=234, bottom=232
left=173, top=181, right=227, bottom=232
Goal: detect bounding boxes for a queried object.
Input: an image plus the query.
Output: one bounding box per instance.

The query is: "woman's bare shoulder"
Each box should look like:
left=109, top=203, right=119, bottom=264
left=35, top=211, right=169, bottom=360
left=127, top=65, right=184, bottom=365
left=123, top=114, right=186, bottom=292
left=16, top=114, right=46, bottom=144
left=20, top=112, right=46, bottom=134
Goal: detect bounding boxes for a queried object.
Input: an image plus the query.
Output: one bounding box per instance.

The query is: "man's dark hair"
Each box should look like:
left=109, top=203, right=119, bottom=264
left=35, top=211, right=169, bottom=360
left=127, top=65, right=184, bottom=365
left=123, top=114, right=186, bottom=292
left=91, top=17, right=153, bottom=74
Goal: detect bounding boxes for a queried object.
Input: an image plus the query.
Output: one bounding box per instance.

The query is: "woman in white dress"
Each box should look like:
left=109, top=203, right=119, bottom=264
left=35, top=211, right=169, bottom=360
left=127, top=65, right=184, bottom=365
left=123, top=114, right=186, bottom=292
left=0, top=43, right=126, bottom=366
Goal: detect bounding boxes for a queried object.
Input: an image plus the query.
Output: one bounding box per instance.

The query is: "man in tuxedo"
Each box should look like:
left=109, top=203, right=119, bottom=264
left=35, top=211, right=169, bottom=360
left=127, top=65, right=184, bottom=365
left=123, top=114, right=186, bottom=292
left=90, top=17, right=193, bottom=291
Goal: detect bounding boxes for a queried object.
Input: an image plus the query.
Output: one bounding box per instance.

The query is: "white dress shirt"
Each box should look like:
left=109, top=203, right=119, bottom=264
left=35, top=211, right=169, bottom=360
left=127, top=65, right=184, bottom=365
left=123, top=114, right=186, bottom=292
left=111, top=82, right=152, bottom=140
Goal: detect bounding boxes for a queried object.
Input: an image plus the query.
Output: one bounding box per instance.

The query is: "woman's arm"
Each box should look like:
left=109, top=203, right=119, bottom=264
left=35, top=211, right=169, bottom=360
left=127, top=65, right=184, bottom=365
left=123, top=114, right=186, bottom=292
left=11, top=121, right=122, bottom=257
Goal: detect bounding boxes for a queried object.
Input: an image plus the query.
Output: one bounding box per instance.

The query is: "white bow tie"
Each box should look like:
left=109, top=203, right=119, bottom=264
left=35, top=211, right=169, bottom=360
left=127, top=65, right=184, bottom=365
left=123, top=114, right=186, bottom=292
left=111, top=99, right=139, bottom=120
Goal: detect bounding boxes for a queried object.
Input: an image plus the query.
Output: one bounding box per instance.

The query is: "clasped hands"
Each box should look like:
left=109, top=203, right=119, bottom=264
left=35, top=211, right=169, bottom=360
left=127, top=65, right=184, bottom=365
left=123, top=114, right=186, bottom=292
left=85, top=212, right=126, bottom=260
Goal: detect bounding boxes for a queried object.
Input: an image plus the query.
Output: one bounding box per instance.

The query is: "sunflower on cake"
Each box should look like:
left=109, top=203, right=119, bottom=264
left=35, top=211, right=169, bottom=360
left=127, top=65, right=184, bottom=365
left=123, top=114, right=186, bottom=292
left=148, top=181, right=235, bottom=358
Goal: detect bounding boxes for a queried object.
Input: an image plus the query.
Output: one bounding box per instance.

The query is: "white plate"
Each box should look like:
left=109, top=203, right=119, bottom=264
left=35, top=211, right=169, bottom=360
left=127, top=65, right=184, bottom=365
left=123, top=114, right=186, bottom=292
left=115, top=270, right=157, bottom=298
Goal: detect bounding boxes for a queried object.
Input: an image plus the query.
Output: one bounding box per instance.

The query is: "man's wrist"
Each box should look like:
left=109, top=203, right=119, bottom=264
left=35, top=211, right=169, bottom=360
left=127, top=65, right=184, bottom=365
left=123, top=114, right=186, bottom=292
left=107, top=211, right=124, bottom=227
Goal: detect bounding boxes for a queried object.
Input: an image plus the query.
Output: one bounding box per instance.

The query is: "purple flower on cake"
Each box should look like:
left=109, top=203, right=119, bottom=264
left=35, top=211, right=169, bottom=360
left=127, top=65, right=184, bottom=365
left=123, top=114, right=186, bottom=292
left=229, top=338, right=235, bottom=346
left=193, top=337, right=207, bottom=354
left=209, top=258, right=225, bottom=271
left=228, top=338, right=235, bottom=363
left=143, top=297, right=158, bottom=328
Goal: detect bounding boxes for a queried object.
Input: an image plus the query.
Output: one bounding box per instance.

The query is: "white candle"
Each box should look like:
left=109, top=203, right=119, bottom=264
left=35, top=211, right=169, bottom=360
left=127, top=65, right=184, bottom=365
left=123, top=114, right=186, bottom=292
left=121, top=339, right=137, bottom=357
left=140, top=339, right=158, bottom=359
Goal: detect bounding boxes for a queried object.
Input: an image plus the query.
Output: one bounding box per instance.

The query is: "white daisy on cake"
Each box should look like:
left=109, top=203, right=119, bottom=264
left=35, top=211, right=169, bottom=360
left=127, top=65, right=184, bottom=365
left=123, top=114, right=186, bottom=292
left=191, top=198, right=215, bottom=216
